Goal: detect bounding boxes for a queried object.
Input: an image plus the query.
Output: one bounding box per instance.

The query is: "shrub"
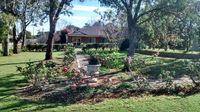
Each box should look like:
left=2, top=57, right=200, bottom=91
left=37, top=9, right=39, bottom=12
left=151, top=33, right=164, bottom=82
left=88, top=56, right=100, bottom=65
left=183, top=60, right=200, bottom=86
left=17, top=61, right=45, bottom=87
left=63, top=68, right=87, bottom=90
left=119, top=39, right=129, bottom=51
left=159, top=70, right=175, bottom=88
left=82, top=43, right=116, bottom=52
left=63, top=46, right=75, bottom=66
left=123, top=56, right=146, bottom=73
left=17, top=61, right=61, bottom=87
left=26, top=44, right=69, bottom=52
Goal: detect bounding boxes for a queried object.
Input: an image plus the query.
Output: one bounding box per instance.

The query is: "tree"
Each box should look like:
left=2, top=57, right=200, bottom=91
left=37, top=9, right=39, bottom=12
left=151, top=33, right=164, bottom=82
left=0, top=13, right=14, bottom=56
left=0, top=0, right=41, bottom=52
left=99, top=0, right=181, bottom=56
left=39, top=0, right=83, bottom=60
left=19, top=0, right=41, bottom=49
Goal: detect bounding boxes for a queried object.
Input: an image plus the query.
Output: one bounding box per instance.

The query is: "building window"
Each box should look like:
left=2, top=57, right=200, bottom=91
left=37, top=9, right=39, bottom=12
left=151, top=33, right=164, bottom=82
left=90, top=38, right=96, bottom=43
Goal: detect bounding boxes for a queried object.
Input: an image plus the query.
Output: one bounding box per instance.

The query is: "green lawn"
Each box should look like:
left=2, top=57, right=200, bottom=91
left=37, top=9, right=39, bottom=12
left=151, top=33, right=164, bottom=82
left=0, top=52, right=200, bottom=112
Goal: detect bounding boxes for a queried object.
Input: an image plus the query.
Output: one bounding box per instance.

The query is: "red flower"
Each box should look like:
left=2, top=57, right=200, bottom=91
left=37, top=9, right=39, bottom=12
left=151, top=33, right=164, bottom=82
left=141, top=60, right=145, bottom=64
left=62, top=68, right=69, bottom=72
left=72, top=86, right=77, bottom=90
left=81, top=79, right=86, bottom=83
left=72, top=68, right=76, bottom=72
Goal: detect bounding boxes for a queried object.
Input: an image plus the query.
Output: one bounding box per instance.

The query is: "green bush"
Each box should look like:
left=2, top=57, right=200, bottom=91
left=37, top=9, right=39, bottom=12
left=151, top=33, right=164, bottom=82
left=82, top=43, right=116, bottom=52
left=16, top=61, right=60, bottom=87
left=63, top=46, right=76, bottom=66
left=26, top=44, right=69, bottom=52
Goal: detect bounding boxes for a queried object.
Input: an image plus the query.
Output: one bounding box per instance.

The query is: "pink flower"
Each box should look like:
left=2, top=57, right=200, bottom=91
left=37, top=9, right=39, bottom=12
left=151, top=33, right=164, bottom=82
left=62, top=68, right=69, bottom=72
left=72, top=86, right=77, bottom=90
left=75, top=82, right=79, bottom=85
left=72, top=76, right=76, bottom=79
left=76, top=69, right=80, bottom=73
left=66, top=80, right=69, bottom=84
left=128, top=56, right=134, bottom=59
left=72, top=68, right=76, bottom=72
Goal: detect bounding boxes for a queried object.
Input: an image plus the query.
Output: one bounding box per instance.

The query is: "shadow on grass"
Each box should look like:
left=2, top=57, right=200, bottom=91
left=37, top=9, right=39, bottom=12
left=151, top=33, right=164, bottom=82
left=0, top=60, right=42, bottom=66
left=144, top=59, right=189, bottom=79
left=0, top=73, right=68, bottom=112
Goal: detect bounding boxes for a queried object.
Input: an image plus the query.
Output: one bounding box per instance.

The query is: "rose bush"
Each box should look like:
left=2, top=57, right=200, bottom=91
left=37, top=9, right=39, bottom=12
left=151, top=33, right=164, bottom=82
left=63, top=68, right=87, bottom=90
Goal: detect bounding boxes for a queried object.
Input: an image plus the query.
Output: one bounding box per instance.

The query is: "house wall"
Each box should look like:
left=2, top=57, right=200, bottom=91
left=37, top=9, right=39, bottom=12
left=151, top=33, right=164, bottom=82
left=68, top=36, right=105, bottom=43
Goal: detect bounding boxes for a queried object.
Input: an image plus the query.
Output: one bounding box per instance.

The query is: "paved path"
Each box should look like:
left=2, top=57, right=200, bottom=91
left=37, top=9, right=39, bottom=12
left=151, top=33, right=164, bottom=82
left=76, top=49, right=88, bottom=71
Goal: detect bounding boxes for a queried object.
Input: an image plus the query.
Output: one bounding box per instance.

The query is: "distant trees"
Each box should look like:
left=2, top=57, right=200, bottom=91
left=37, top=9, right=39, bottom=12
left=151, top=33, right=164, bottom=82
left=0, top=13, right=14, bottom=56
left=0, top=0, right=41, bottom=53
left=99, top=0, right=200, bottom=54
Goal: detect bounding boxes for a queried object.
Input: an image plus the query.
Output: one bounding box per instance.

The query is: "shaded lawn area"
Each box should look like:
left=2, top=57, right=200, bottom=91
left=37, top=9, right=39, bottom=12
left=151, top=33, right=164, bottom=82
left=0, top=51, right=200, bottom=112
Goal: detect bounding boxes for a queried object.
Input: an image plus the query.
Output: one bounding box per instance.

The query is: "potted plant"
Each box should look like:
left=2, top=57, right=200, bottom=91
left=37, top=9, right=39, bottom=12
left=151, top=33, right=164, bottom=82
left=87, top=56, right=101, bottom=75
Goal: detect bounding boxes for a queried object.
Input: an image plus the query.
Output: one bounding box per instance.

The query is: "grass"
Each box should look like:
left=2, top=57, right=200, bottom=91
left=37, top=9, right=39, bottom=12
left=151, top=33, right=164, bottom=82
left=0, top=51, right=200, bottom=111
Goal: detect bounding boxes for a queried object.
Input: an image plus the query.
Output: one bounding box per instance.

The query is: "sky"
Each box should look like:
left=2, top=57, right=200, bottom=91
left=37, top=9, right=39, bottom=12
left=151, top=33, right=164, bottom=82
left=26, top=0, right=108, bottom=35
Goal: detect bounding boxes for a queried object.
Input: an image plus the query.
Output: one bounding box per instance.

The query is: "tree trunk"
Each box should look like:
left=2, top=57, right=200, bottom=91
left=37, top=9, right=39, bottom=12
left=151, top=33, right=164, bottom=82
left=13, top=24, right=18, bottom=54
left=3, top=34, right=9, bottom=56
left=21, top=26, right=26, bottom=49
left=45, top=22, right=56, bottom=60
left=128, top=27, right=137, bottom=56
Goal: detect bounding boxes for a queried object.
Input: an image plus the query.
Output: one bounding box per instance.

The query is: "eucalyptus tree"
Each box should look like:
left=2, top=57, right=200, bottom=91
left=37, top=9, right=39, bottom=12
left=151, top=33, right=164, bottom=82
left=99, top=0, right=180, bottom=57
left=37, top=0, right=84, bottom=60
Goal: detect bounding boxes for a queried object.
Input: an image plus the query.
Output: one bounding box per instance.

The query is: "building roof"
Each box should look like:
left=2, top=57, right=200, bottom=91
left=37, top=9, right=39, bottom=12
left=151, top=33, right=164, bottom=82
left=68, top=26, right=106, bottom=37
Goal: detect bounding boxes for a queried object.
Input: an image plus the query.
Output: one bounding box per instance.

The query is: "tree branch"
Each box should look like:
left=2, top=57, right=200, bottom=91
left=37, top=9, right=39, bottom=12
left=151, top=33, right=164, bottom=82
left=137, top=7, right=164, bottom=20
left=138, top=14, right=155, bottom=25
left=133, top=0, right=143, bottom=21
left=121, top=0, right=128, bottom=10
left=54, top=0, right=67, bottom=21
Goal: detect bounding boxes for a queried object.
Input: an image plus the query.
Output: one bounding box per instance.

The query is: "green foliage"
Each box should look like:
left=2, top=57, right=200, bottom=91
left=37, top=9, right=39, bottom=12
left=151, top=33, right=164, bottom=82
left=0, top=13, right=14, bottom=39
left=26, top=44, right=68, bottom=52
left=159, top=70, right=175, bottom=88
left=16, top=61, right=60, bottom=87
left=88, top=56, right=100, bottom=65
left=85, top=49, right=124, bottom=69
left=183, top=60, right=200, bottom=86
left=63, top=46, right=75, bottom=66
left=82, top=43, right=116, bottom=52
left=26, top=31, right=35, bottom=39
left=124, top=56, right=146, bottom=73
left=116, top=82, right=136, bottom=90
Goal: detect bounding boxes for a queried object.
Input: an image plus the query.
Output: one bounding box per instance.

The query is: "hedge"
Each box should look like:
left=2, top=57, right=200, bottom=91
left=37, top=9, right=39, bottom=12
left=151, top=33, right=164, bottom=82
left=26, top=44, right=73, bottom=52
left=136, top=50, right=200, bottom=59
left=82, top=43, right=117, bottom=51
